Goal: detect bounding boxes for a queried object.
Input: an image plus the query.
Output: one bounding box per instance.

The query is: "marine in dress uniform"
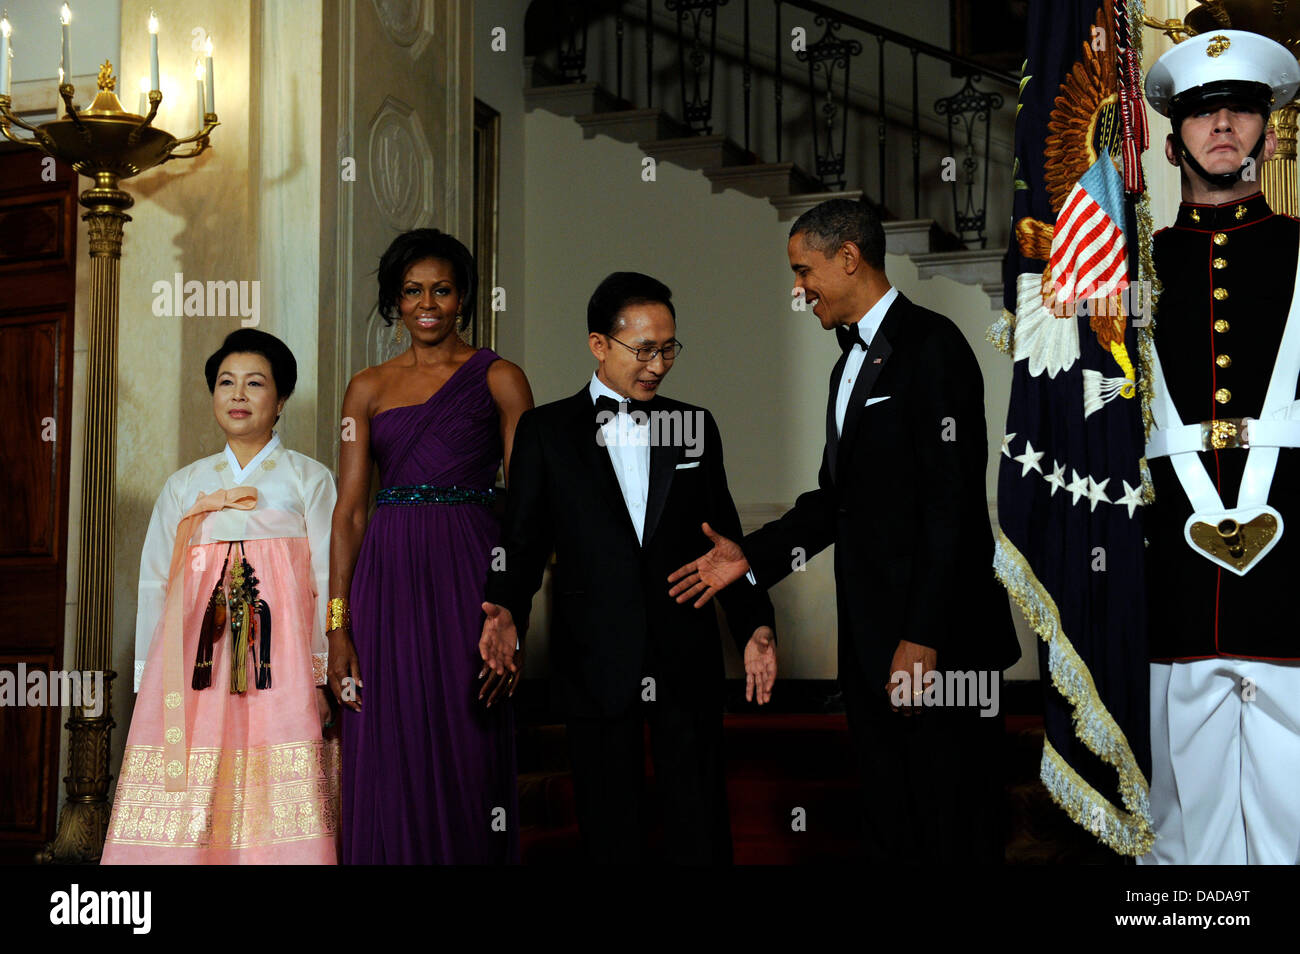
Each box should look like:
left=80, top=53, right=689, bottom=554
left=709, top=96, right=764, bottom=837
left=1141, top=30, right=1300, bottom=864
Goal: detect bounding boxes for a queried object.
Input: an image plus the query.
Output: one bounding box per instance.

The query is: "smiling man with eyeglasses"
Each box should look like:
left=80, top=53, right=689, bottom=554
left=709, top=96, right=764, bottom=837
left=478, top=270, right=777, bottom=864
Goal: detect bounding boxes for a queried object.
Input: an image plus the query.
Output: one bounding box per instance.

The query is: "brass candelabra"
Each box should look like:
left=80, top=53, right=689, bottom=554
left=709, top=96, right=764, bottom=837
left=1, top=59, right=218, bottom=863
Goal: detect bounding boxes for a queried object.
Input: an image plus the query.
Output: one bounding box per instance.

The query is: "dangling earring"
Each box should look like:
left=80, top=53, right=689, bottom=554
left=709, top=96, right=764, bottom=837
left=392, top=322, right=405, bottom=345
left=455, top=312, right=466, bottom=332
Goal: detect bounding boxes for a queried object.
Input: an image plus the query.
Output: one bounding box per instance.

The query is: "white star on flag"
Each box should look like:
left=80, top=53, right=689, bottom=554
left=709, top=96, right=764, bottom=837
left=1086, top=475, right=1111, bottom=512
left=1001, top=432, right=1017, bottom=458
left=1045, top=460, right=1067, bottom=496
left=1116, top=480, right=1144, bottom=518
left=1065, top=469, right=1090, bottom=506
left=1013, top=440, right=1045, bottom=477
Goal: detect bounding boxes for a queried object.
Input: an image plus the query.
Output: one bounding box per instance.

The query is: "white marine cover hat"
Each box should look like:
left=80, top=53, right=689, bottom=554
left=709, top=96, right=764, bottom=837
left=1145, top=29, right=1299, bottom=119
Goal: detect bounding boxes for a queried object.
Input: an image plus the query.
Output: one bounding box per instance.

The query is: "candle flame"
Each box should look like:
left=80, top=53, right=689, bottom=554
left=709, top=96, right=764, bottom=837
left=195, top=58, right=204, bottom=80
left=60, top=4, right=70, bottom=26
left=148, top=12, right=158, bottom=35
left=1, top=18, right=10, bottom=39
left=204, top=36, right=213, bottom=57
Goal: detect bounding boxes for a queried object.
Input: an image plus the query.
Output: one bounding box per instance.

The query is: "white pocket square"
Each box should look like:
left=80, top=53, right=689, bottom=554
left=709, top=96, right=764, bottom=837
left=864, top=396, right=891, bottom=407
left=675, top=461, right=701, bottom=470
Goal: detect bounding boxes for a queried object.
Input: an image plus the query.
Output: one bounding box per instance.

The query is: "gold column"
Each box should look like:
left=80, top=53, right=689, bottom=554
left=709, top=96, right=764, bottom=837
left=1265, top=103, right=1299, bottom=217
left=2, top=63, right=217, bottom=863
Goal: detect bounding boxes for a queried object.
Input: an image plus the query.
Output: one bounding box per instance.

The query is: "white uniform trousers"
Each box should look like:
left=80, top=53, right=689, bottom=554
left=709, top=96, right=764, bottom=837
left=1138, top=658, right=1300, bottom=865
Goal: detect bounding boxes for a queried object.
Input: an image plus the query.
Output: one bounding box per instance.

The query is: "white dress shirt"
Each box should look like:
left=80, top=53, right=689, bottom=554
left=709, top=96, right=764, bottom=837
left=590, top=373, right=650, bottom=543
left=835, top=286, right=898, bottom=436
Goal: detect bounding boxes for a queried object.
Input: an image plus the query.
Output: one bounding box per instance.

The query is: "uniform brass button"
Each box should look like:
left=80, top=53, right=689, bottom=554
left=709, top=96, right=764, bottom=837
left=1213, top=257, right=1228, bottom=269
left=1213, top=232, right=1228, bottom=246
left=1213, top=288, right=1229, bottom=300
left=1215, top=388, right=1232, bottom=404
left=1214, top=319, right=1230, bottom=333
left=1216, top=354, right=1232, bottom=368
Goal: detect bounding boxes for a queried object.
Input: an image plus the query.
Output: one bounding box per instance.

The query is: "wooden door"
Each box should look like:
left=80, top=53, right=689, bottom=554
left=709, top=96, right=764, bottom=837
left=0, top=145, right=77, bottom=864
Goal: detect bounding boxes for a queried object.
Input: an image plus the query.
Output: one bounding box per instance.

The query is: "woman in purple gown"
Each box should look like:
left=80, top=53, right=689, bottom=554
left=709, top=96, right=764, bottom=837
left=327, top=229, right=533, bottom=863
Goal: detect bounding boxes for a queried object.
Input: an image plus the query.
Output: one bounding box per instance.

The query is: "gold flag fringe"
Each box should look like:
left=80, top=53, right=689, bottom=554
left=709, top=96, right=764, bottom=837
left=994, top=531, right=1155, bottom=855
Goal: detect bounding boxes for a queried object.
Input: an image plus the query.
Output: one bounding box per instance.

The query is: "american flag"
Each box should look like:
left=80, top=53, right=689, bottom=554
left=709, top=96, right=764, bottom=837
left=1049, top=156, right=1130, bottom=304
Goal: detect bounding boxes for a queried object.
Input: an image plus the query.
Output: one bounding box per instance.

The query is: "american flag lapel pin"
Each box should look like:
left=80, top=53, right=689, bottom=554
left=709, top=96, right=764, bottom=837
left=872, top=357, right=883, bottom=364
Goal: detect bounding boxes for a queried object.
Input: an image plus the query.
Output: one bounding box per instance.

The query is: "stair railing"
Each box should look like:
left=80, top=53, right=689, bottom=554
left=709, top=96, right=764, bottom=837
left=526, top=0, right=1018, bottom=248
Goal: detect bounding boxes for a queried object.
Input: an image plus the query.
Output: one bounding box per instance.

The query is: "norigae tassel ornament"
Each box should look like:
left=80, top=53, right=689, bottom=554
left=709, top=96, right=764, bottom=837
left=191, top=545, right=232, bottom=689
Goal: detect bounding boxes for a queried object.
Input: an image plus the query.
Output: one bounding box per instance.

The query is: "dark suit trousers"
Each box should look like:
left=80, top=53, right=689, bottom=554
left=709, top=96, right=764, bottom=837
left=839, top=658, right=1005, bottom=863
left=565, top=696, right=732, bottom=865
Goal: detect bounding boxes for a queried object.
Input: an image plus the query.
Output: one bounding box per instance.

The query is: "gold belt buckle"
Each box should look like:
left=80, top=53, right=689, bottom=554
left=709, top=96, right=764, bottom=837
left=1188, top=513, right=1278, bottom=571
left=1201, top=418, right=1247, bottom=451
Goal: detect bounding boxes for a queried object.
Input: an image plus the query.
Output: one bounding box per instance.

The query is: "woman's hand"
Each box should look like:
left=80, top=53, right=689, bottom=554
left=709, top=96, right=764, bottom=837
left=327, top=628, right=363, bottom=712
left=317, top=687, right=335, bottom=729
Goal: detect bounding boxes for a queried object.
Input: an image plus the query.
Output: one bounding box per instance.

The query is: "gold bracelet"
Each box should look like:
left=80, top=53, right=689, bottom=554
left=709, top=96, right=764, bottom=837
left=327, top=597, right=350, bottom=632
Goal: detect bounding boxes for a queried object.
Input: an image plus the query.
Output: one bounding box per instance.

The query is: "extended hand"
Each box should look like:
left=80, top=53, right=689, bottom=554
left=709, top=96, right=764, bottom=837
left=744, top=626, right=777, bottom=705
left=667, top=521, right=750, bottom=608
left=327, top=629, right=364, bottom=712
left=478, top=601, right=520, bottom=707
left=885, top=640, right=938, bottom=715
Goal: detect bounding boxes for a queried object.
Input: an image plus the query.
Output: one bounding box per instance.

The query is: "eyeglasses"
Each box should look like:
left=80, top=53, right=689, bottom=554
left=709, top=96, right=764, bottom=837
left=605, top=334, right=684, bottom=362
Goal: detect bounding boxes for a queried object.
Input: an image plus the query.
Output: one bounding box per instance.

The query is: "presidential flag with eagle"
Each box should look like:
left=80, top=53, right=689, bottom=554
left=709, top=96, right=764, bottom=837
left=989, top=0, right=1156, bottom=855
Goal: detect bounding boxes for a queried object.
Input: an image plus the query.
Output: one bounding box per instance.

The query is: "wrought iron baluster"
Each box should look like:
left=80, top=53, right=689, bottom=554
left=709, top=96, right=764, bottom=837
left=743, top=0, right=752, bottom=153
left=911, top=47, right=919, bottom=218
left=556, top=0, right=590, bottom=83
left=647, top=0, right=654, bottom=108
left=877, top=34, right=886, bottom=209
left=667, top=0, right=730, bottom=136
left=616, top=9, right=625, bottom=102
left=935, top=72, right=1003, bottom=248
left=775, top=0, right=783, bottom=162
left=796, top=13, right=862, bottom=190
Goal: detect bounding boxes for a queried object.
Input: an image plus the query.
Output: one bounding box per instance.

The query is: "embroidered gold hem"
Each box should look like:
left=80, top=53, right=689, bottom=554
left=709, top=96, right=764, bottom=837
left=107, top=740, right=340, bottom=849
left=994, top=530, right=1155, bottom=855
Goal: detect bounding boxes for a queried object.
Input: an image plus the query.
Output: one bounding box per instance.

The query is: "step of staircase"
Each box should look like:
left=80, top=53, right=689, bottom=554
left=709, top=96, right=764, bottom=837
left=707, top=162, right=824, bottom=200
left=771, top=190, right=864, bottom=221
left=884, top=219, right=950, bottom=257
left=524, top=82, right=623, bottom=117
left=578, top=108, right=688, bottom=144
left=641, top=134, right=751, bottom=172
left=912, top=247, right=1007, bottom=309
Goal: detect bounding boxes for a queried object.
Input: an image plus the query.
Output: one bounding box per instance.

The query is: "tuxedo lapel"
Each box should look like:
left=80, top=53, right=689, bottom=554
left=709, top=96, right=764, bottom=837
left=643, top=436, right=682, bottom=545
left=569, top=389, right=642, bottom=544
left=836, top=296, right=905, bottom=477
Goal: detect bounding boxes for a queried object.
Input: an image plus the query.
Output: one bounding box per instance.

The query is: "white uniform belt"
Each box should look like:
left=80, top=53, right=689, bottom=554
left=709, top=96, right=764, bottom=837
left=1146, top=416, right=1300, bottom=459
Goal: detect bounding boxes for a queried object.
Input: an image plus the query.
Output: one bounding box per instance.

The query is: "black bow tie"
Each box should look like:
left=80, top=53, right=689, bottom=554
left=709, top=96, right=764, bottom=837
left=594, top=395, right=630, bottom=417
left=836, top=322, right=867, bottom=354
left=595, top=394, right=661, bottom=419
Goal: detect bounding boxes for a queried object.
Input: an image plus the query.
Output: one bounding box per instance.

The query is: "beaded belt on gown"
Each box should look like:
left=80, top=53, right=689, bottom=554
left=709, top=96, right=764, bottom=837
left=375, top=484, right=498, bottom=506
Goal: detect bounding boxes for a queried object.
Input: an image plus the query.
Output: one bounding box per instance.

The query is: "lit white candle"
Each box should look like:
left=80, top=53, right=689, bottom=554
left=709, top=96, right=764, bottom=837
left=195, top=58, right=204, bottom=127
left=59, top=3, right=70, bottom=83
left=204, top=35, right=213, bottom=115
left=148, top=11, right=159, bottom=91
left=138, top=75, right=149, bottom=114
left=1, top=15, right=11, bottom=99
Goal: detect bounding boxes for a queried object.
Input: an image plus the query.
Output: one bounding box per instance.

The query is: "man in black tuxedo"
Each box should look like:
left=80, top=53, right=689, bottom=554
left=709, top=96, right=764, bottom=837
left=670, top=199, right=1020, bottom=862
left=478, top=271, right=777, bottom=864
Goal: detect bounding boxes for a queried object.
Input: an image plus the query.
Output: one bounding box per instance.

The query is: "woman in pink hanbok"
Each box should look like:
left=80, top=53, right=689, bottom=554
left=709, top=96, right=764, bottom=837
left=102, top=329, right=339, bottom=864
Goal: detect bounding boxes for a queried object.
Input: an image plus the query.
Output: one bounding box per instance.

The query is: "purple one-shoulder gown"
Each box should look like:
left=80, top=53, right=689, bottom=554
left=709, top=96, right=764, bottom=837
left=342, top=348, right=518, bottom=864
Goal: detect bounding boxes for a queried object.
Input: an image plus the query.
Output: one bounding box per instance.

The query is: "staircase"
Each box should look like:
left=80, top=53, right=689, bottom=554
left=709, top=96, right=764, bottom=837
left=522, top=57, right=1007, bottom=309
